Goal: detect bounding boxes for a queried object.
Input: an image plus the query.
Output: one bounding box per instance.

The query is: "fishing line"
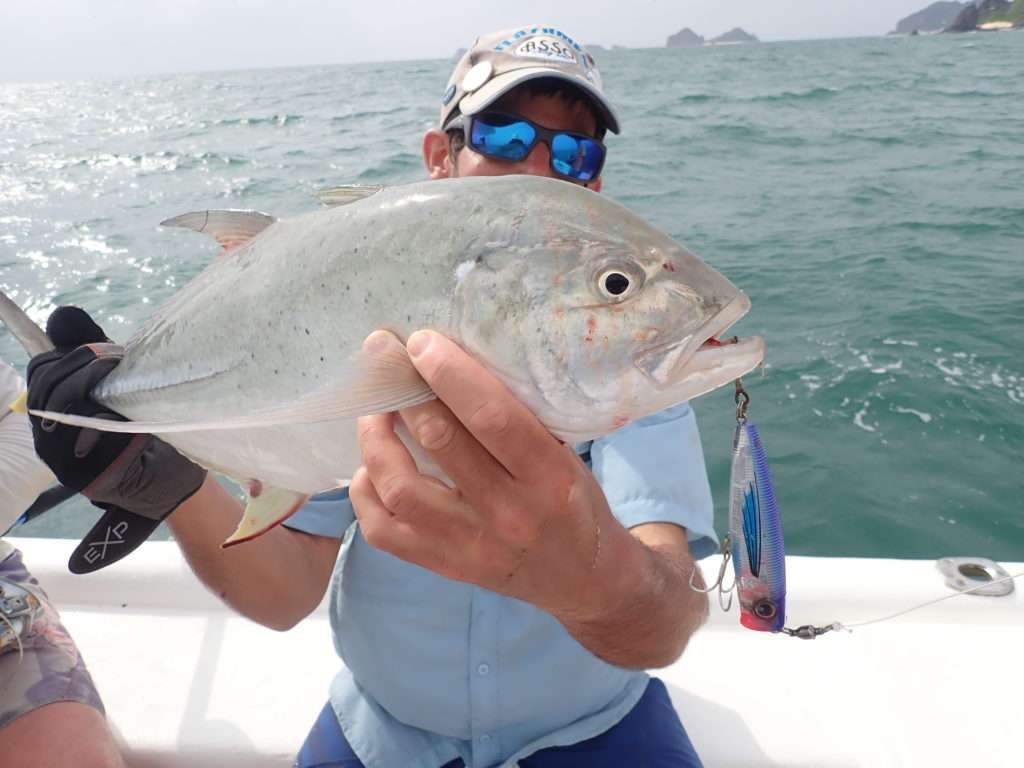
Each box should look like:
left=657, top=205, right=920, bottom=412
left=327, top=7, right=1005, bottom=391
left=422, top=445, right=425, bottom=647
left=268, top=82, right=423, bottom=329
left=792, top=569, right=1024, bottom=637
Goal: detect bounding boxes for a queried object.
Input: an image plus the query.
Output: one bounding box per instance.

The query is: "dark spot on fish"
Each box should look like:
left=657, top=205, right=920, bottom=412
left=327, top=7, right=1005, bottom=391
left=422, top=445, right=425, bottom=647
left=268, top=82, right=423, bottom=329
left=345, top=284, right=351, bottom=291
left=304, top=328, right=310, bottom=335
left=320, top=356, right=325, bottom=362
left=274, top=369, right=279, bottom=375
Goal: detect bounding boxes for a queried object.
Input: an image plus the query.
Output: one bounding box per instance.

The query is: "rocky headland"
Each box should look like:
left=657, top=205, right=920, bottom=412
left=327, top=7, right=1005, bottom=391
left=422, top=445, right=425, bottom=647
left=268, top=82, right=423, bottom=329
left=945, top=0, right=1024, bottom=31
left=890, top=2, right=968, bottom=34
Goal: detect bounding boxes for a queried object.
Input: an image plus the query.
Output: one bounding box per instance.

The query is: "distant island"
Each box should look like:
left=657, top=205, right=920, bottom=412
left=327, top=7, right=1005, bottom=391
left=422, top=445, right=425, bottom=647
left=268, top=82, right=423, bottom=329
left=709, top=28, right=760, bottom=45
left=665, top=27, right=759, bottom=48
left=893, top=0, right=1024, bottom=34
left=666, top=28, right=704, bottom=48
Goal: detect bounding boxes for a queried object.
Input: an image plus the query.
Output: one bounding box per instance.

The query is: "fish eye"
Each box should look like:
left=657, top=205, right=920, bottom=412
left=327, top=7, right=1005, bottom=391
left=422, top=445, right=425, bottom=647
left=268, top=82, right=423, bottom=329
left=753, top=600, right=777, bottom=620
left=598, top=270, right=632, bottom=300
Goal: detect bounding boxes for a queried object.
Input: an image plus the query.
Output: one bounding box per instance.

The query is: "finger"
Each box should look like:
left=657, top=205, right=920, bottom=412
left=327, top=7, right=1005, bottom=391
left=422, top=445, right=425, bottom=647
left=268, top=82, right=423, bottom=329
left=397, top=397, right=511, bottom=499
left=405, top=330, right=564, bottom=480
left=349, top=466, right=462, bottom=577
left=357, top=412, right=421, bottom=497
left=349, top=466, right=416, bottom=546
left=356, top=411, right=471, bottom=528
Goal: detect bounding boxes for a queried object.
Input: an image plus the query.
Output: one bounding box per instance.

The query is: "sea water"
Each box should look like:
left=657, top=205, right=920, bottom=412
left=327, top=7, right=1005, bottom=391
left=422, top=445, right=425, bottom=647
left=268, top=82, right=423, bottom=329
left=2, top=33, right=1022, bottom=559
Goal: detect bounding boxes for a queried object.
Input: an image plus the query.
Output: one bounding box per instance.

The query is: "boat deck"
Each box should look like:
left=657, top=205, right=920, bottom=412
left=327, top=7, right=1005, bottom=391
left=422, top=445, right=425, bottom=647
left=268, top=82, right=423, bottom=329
left=13, top=538, right=1022, bottom=767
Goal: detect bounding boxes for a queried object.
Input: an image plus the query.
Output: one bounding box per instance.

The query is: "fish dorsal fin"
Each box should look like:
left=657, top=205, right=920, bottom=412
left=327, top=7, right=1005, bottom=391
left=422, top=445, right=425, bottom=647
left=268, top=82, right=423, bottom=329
left=160, top=210, right=276, bottom=252
left=314, top=185, right=384, bottom=208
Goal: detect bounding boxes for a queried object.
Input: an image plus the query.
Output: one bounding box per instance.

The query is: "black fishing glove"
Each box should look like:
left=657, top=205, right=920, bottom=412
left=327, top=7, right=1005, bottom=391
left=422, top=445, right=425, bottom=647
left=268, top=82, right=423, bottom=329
left=25, top=306, right=207, bottom=573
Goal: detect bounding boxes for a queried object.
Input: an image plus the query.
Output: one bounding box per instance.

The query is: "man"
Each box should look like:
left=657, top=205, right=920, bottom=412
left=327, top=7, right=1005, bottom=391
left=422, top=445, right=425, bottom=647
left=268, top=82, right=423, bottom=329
left=26, top=26, right=715, bottom=767
left=0, top=361, right=124, bottom=768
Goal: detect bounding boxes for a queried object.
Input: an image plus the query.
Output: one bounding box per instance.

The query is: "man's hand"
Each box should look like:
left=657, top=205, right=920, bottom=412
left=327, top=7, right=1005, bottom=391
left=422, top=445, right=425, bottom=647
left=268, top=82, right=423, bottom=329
left=25, top=306, right=206, bottom=572
left=350, top=330, right=607, bottom=621
left=350, top=331, right=709, bottom=668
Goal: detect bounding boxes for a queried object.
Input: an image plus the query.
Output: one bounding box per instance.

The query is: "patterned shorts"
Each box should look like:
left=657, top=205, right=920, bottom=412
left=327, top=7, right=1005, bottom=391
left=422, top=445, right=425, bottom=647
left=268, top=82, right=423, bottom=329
left=0, top=546, right=104, bottom=730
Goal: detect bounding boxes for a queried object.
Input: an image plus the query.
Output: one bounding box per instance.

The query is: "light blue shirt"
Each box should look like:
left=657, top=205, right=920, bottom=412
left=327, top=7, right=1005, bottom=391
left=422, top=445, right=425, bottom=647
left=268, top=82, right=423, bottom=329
left=285, top=401, right=716, bottom=768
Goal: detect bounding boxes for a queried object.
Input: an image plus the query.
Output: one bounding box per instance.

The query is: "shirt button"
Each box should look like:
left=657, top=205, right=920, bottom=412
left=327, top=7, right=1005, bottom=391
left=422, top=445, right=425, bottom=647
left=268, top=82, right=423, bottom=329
left=477, top=663, right=490, bottom=676
left=480, top=734, right=491, bottom=743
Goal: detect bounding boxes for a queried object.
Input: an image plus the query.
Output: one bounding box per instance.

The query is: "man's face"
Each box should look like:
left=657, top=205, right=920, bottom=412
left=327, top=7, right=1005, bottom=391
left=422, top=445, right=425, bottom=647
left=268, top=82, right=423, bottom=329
left=423, top=88, right=604, bottom=192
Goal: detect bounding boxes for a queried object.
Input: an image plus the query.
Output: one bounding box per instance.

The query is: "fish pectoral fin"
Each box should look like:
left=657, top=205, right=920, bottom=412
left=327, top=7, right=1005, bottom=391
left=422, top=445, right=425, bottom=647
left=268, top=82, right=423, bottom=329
left=313, top=184, right=384, bottom=207
left=221, top=485, right=309, bottom=548
left=160, top=210, right=277, bottom=252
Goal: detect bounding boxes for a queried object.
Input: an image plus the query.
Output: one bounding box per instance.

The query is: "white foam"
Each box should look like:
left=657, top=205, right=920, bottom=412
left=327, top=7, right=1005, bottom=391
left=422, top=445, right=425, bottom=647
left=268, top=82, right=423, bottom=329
left=853, top=403, right=877, bottom=432
left=893, top=406, right=932, bottom=424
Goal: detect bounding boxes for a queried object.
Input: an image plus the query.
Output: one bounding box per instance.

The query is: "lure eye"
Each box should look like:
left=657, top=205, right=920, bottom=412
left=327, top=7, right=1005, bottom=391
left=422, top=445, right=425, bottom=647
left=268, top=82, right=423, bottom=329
left=753, top=599, right=777, bottom=620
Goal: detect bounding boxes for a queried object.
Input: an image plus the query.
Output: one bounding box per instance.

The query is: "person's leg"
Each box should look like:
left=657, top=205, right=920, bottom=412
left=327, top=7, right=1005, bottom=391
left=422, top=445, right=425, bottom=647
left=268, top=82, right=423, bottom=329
left=519, top=677, right=702, bottom=768
left=0, top=701, right=123, bottom=768
left=0, top=547, right=122, bottom=768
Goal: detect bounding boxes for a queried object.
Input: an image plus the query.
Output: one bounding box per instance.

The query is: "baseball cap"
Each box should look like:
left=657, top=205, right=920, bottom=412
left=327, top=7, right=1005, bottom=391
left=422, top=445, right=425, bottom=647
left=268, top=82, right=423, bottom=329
left=440, top=26, right=620, bottom=135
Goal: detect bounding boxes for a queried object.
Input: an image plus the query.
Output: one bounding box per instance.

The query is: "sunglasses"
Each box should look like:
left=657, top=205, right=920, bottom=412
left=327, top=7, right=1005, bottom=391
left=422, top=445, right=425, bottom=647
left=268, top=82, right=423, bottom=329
left=448, top=112, right=606, bottom=183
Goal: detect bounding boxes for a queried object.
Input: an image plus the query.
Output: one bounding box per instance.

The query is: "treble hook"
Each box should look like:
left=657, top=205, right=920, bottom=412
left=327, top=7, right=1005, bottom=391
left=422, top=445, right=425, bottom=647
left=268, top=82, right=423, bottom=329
left=689, top=533, right=735, bottom=611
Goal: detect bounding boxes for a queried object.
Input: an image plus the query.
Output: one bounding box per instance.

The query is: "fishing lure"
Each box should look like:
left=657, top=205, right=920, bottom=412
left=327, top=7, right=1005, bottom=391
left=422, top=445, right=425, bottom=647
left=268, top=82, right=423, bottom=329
left=693, top=378, right=788, bottom=631
left=695, top=379, right=1023, bottom=639
left=727, top=382, right=786, bottom=632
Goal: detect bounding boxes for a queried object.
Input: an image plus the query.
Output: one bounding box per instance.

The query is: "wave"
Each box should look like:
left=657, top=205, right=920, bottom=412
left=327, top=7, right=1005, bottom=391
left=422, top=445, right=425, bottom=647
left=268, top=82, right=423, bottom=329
left=211, top=114, right=304, bottom=127
left=677, top=93, right=714, bottom=104
left=746, top=86, right=840, bottom=103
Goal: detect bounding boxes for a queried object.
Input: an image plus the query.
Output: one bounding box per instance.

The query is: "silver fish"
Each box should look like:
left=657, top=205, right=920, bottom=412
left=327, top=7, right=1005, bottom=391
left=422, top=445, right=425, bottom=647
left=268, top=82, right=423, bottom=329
left=3, top=175, right=764, bottom=544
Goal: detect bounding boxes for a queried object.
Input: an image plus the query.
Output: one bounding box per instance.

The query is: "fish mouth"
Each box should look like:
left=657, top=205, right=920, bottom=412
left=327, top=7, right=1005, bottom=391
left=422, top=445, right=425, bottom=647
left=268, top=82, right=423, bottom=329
left=635, top=293, right=765, bottom=396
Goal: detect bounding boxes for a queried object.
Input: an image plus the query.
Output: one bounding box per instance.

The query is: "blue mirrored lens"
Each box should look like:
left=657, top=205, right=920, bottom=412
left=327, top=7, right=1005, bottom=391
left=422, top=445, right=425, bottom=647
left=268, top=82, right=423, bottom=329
left=551, top=134, right=603, bottom=181
left=471, top=118, right=536, bottom=161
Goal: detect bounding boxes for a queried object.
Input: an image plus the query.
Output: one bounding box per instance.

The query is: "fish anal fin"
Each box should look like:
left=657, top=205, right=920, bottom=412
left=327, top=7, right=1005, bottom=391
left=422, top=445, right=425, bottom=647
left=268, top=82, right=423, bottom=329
left=314, top=184, right=384, bottom=208
left=221, top=486, right=309, bottom=548
left=160, top=210, right=276, bottom=253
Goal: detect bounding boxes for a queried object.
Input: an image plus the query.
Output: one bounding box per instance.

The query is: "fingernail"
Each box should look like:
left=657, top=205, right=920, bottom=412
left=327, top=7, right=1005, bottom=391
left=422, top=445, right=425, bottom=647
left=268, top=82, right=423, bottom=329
left=362, top=330, right=392, bottom=353
left=406, top=331, right=431, bottom=359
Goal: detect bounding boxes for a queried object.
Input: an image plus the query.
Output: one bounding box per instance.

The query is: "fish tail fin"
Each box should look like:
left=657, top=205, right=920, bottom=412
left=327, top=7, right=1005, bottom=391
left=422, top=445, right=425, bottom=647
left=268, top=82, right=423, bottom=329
left=0, top=291, right=53, bottom=358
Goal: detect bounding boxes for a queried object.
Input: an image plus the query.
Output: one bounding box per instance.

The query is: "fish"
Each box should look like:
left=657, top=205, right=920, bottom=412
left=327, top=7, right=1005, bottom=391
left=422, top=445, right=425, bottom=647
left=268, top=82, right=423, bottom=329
left=2, top=174, right=764, bottom=546
left=729, top=419, right=786, bottom=632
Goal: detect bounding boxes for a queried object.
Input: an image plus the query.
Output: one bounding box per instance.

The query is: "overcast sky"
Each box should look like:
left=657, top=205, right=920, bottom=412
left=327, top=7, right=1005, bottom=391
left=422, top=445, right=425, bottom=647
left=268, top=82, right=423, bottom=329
left=3, top=0, right=943, bottom=82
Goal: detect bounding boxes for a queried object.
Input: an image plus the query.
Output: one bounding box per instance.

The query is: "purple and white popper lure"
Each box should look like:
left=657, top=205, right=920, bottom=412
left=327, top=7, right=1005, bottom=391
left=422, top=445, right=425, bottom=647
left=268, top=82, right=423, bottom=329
left=729, top=406, right=786, bottom=633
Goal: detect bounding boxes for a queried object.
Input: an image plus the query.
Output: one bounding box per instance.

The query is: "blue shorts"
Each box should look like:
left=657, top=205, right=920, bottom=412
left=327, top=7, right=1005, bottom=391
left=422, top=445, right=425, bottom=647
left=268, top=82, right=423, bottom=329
left=294, top=677, right=702, bottom=767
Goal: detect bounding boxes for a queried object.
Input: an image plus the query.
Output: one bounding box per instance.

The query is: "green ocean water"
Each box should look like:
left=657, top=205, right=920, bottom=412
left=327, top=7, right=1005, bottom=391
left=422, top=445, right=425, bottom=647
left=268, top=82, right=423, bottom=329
left=1, top=34, right=1022, bottom=560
